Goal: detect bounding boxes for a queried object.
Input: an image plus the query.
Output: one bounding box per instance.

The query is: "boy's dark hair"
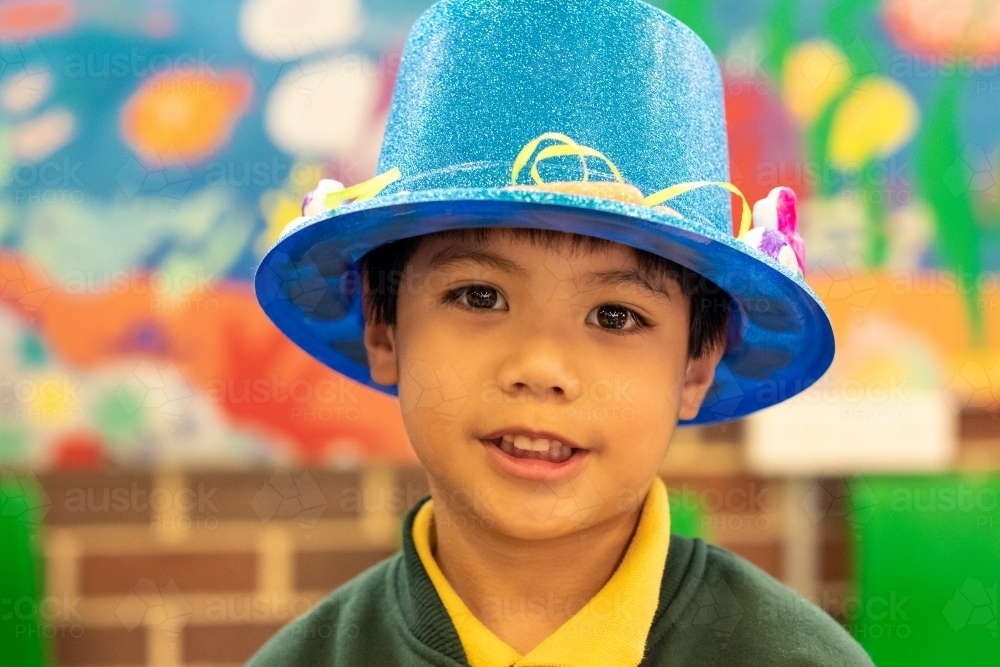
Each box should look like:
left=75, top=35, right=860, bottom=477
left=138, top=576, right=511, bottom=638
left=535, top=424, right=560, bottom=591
left=360, top=227, right=732, bottom=360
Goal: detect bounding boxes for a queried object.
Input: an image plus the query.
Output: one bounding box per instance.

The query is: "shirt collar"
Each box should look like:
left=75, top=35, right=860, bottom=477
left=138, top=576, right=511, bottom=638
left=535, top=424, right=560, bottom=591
left=410, top=477, right=672, bottom=667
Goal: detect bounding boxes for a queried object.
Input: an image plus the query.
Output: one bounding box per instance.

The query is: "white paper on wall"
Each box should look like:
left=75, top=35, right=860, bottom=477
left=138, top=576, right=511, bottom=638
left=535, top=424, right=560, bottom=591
left=746, top=388, right=958, bottom=475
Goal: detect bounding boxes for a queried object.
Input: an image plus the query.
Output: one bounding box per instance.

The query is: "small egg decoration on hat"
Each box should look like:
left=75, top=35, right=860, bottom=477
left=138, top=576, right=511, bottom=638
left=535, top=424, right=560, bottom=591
left=742, top=186, right=806, bottom=277
left=277, top=178, right=347, bottom=239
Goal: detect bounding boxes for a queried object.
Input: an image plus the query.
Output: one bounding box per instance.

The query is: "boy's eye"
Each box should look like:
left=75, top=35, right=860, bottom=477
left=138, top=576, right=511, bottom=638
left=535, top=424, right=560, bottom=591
left=445, top=284, right=508, bottom=310
left=586, top=304, right=650, bottom=334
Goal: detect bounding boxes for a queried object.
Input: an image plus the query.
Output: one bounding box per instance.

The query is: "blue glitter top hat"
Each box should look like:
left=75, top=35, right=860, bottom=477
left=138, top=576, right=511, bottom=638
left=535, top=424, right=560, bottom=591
left=254, top=0, right=836, bottom=425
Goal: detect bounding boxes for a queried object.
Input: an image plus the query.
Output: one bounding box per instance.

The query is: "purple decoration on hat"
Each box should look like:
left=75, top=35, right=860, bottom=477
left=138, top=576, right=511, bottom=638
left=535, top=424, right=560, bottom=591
left=301, top=190, right=317, bottom=217
left=751, top=186, right=806, bottom=274
left=757, top=228, right=789, bottom=259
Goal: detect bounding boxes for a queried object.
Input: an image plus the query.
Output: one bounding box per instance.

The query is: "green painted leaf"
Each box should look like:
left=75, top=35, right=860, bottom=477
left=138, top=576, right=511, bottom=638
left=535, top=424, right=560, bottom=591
left=916, top=73, right=985, bottom=347
left=760, top=0, right=798, bottom=79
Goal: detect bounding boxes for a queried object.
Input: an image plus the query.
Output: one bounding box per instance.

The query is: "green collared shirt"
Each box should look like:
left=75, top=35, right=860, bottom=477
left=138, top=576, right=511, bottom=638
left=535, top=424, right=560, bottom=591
left=247, top=494, right=876, bottom=666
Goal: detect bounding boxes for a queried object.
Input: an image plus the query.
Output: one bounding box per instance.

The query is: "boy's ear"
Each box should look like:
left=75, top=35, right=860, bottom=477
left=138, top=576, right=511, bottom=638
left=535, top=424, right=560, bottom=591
left=677, top=342, right=726, bottom=421
left=363, top=321, right=399, bottom=386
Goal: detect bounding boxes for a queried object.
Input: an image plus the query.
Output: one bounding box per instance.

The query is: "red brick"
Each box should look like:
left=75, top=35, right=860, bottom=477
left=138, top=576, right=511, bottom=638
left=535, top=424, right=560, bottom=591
left=812, top=478, right=858, bottom=525
left=312, top=469, right=381, bottom=518
left=662, top=475, right=776, bottom=515
left=36, top=471, right=155, bottom=525
left=185, top=469, right=363, bottom=522
left=820, top=504, right=850, bottom=541
left=81, top=553, right=256, bottom=595
left=295, top=549, right=398, bottom=591
left=324, top=465, right=430, bottom=517
left=183, top=623, right=285, bottom=663
left=723, top=542, right=783, bottom=579
left=55, top=627, right=146, bottom=666
left=394, top=465, right=432, bottom=512
left=959, top=407, right=1000, bottom=439
left=816, top=581, right=854, bottom=628
left=820, top=538, right=850, bottom=581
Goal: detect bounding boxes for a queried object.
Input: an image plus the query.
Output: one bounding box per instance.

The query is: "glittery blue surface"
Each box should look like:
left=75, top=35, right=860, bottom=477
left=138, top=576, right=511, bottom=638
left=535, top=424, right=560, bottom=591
left=378, top=0, right=732, bottom=232
left=254, top=0, right=836, bottom=425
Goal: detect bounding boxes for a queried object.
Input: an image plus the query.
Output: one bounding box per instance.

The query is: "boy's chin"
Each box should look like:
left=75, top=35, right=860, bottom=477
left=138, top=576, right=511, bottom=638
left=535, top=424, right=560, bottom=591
left=474, top=492, right=607, bottom=541
left=494, top=516, right=602, bottom=541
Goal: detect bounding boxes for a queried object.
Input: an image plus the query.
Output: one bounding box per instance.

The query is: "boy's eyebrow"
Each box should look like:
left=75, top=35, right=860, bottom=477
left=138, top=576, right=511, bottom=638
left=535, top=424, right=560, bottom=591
left=426, top=246, right=674, bottom=302
left=589, top=267, right=675, bottom=302
left=427, top=246, right=531, bottom=279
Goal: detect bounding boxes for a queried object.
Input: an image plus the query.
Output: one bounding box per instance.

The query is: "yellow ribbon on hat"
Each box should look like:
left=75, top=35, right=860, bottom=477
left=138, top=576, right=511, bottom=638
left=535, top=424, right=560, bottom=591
left=645, top=180, right=752, bottom=238
left=512, top=132, right=624, bottom=185
left=510, top=133, right=752, bottom=239
left=322, top=167, right=402, bottom=209
left=300, top=135, right=753, bottom=239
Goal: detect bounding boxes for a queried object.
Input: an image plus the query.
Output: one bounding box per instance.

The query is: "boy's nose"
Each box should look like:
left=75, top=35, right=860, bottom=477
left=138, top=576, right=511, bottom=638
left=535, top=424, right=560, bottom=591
left=494, top=338, right=583, bottom=402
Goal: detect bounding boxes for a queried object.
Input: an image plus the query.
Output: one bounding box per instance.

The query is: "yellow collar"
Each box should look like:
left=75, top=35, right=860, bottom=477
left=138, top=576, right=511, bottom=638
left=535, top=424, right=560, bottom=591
left=411, top=477, right=671, bottom=667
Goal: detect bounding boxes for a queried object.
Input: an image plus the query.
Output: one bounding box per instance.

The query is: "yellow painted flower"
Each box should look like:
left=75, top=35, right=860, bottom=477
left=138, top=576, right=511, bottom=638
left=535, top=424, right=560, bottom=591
left=259, top=162, right=324, bottom=247
left=828, top=77, right=919, bottom=171
left=27, top=373, right=79, bottom=426
left=262, top=190, right=306, bottom=246
left=781, top=40, right=852, bottom=125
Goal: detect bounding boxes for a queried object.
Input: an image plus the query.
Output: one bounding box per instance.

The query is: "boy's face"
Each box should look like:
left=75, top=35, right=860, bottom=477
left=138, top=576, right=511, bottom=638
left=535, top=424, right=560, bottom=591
left=363, top=231, right=724, bottom=539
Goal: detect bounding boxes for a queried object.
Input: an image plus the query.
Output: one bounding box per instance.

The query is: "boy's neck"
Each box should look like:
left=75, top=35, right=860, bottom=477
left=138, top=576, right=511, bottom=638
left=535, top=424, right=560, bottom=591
left=429, top=483, right=650, bottom=655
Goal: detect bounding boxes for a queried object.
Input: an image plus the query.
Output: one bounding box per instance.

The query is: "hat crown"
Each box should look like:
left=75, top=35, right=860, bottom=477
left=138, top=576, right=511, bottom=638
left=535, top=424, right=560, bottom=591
left=376, top=0, right=733, bottom=233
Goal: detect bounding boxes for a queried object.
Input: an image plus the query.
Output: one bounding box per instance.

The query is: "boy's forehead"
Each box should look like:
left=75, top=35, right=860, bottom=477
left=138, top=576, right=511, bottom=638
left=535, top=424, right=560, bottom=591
left=414, top=229, right=684, bottom=300
left=418, top=228, right=633, bottom=263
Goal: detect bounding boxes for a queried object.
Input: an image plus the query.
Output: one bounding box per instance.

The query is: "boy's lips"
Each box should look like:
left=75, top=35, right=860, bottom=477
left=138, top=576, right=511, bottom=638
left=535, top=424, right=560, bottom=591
left=479, top=426, right=590, bottom=483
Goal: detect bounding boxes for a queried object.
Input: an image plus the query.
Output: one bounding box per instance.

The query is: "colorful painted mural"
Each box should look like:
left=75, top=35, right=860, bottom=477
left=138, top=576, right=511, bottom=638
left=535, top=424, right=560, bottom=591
left=0, top=0, right=997, bottom=469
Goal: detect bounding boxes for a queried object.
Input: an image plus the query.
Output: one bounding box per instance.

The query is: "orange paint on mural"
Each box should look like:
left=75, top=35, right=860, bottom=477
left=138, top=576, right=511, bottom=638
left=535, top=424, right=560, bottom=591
left=6, top=248, right=995, bottom=455
left=0, top=250, right=417, bottom=465
left=120, top=69, right=254, bottom=167
left=0, top=0, right=75, bottom=39
left=883, top=0, right=1000, bottom=58
left=808, top=271, right=1000, bottom=408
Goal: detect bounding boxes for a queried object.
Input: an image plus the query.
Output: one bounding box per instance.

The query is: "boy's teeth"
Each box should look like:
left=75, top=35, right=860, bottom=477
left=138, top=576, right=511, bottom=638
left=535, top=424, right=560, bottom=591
left=511, top=435, right=552, bottom=452
left=497, top=435, right=573, bottom=463
left=496, top=435, right=572, bottom=462
left=532, top=439, right=551, bottom=452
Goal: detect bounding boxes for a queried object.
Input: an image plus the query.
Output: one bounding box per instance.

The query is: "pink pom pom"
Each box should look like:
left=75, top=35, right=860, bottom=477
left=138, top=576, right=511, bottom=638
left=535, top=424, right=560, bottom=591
left=774, top=188, right=805, bottom=274
left=752, top=186, right=806, bottom=275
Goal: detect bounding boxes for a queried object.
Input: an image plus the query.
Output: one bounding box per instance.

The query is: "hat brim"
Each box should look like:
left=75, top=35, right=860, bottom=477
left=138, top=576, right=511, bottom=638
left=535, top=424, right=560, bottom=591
left=255, top=187, right=835, bottom=425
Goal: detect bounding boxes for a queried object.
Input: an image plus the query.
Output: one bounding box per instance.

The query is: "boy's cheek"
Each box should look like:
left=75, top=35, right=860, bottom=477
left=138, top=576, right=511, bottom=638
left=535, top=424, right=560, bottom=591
left=396, top=357, right=472, bottom=422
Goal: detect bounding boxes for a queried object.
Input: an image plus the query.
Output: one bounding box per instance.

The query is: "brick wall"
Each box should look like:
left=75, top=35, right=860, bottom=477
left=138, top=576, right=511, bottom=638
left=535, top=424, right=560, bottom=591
left=17, top=408, right=1000, bottom=666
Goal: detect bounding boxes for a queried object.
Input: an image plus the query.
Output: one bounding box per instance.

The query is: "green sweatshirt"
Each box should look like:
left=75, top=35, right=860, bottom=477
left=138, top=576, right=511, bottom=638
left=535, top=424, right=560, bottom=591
left=247, top=495, right=876, bottom=666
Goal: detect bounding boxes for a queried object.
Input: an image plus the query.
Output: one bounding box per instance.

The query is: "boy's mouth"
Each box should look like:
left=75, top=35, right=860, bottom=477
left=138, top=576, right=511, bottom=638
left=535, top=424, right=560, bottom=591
left=484, top=435, right=577, bottom=464
left=479, top=429, right=590, bottom=482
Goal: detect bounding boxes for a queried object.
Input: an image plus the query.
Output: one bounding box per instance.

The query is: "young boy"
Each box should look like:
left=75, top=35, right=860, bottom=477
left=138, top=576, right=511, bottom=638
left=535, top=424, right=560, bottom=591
left=250, top=0, right=874, bottom=664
